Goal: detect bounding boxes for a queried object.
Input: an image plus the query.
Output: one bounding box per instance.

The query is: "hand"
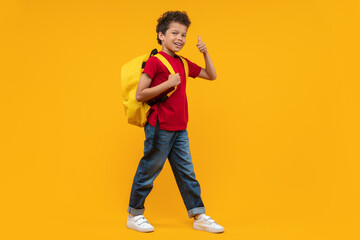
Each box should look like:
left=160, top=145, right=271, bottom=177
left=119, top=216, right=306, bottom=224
left=167, top=73, right=181, bottom=88
left=196, top=36, right=207, bottom=53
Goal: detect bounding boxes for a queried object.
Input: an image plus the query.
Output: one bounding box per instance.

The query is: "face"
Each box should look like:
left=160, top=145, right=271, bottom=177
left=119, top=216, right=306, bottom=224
left=159, top=21, right=188, bottom=55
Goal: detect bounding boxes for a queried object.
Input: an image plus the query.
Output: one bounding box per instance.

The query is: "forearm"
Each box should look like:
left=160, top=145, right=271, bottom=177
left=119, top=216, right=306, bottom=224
left=203, top=51, right=217, bottom=80
left=136, top=81, right=172, bottom=102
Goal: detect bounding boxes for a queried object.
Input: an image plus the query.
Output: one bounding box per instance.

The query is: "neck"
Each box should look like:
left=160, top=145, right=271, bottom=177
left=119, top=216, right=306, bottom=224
left=161, top=47, right=176, bottom=57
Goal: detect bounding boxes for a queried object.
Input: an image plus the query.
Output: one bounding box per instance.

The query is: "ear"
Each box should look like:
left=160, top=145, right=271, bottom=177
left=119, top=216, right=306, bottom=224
left=158, top=32, right=165, bottom=41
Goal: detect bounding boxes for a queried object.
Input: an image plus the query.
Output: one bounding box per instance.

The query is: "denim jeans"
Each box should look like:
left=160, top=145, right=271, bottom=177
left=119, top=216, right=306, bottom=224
left=128, top=123, right=205, bottom=218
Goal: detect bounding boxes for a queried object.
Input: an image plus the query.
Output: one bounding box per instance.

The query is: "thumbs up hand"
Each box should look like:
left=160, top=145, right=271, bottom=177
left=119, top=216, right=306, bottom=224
left=196, top=35, right=208, bottom=53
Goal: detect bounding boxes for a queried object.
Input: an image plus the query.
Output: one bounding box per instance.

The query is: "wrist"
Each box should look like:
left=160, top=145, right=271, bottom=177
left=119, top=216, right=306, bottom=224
left=165, top=80, right=173, bottom=89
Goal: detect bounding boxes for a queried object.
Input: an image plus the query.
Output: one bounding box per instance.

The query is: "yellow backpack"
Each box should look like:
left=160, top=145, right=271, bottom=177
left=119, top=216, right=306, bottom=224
left=121, top=49, right=189, bottom=127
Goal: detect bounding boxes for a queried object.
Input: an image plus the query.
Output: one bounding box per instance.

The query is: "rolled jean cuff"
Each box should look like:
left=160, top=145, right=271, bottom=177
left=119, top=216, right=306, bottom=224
left=127, top=206, right=145, bottom=216
left=187, top=207, right=205, bottom=218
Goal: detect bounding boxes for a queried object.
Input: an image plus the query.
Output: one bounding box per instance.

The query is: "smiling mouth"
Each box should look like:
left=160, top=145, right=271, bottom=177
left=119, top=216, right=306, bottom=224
left=174, top=42, right=183, bottom=47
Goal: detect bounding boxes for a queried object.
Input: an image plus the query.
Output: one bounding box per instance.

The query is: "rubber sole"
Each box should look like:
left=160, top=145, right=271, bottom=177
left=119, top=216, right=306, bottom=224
left=193, top=224, right=225, bottom=233
left=126, top=222, right=154, bottom=233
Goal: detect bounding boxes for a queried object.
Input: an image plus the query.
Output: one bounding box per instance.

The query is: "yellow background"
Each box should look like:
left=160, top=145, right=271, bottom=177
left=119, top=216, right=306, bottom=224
left=1, top=0, right=359, bottom=239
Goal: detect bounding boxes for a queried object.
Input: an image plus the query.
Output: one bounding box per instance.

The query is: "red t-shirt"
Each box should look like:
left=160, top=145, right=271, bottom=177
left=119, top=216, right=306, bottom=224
left=143, top=51, right=202, bottom=131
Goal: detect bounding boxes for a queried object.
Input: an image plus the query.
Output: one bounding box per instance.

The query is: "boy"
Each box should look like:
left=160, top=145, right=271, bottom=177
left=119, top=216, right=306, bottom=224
left=126, top=11, right=224, bottom=233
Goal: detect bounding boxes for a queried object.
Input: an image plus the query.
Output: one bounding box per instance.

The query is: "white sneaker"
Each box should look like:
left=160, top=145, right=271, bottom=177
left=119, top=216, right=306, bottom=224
left=193, top=214, right=224, bottom=233
left=126, top=215, right=154, bottom=233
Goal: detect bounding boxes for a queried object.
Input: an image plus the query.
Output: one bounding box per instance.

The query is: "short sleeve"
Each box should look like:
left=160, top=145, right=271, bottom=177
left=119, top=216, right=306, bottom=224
left=142, top=56, right=158, bottom=79
left=183, top=57, right=202, bottom=78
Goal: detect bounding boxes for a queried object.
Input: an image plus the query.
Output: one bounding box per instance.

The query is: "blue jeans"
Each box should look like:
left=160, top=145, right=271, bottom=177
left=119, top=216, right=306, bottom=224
left=128, top=123, right=205, bottom=218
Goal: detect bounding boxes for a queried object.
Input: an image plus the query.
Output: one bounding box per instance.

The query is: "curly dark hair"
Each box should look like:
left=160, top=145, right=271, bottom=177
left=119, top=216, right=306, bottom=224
left=156, top=11, right=191, bottom=45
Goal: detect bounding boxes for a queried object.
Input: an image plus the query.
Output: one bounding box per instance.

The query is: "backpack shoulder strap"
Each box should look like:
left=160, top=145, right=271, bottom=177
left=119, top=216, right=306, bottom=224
left=179, top=56, right=189, bottom=77
left=153, top=54, right=177, bottom=97
left=153, top=54, right=189, bottom=77
left=153, top=54, right=175, bottom=75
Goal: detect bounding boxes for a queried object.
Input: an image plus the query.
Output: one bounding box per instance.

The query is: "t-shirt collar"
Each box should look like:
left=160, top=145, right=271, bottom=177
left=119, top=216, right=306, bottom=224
left=159, top=50, right=179, bottom=59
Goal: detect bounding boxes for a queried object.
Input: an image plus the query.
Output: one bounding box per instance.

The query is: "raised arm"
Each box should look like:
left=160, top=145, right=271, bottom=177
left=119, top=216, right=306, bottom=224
left=196, top=36, right=217, bottom=80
